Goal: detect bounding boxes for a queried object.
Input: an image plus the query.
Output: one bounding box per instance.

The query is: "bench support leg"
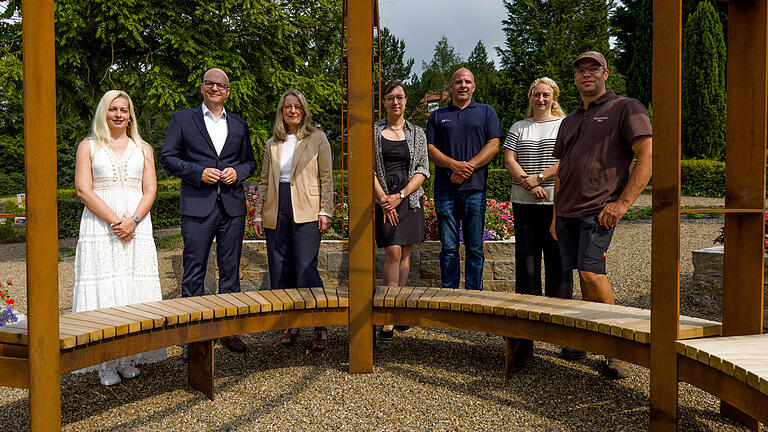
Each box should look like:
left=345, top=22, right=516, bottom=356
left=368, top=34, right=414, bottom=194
left=504, top=337, right=534, bottom=380
left=188, top=340, right=214, bottom=400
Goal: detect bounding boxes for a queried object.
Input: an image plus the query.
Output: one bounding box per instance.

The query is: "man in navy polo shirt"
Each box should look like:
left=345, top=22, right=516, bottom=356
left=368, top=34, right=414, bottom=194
left=426, top=68, right=504, bottom=290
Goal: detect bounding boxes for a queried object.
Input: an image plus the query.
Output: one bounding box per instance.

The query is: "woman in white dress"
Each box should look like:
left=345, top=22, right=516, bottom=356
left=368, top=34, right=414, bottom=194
left=73, top=90, right=165, bottom=386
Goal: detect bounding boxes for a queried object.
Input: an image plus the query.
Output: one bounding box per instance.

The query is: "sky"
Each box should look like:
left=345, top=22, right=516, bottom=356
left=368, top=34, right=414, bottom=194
left=378, top=0, right=508, bottom=75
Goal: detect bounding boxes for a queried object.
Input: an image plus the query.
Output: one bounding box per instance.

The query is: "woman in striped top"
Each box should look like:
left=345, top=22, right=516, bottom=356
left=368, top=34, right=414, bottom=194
left=503, top=77, right=572, bottom=300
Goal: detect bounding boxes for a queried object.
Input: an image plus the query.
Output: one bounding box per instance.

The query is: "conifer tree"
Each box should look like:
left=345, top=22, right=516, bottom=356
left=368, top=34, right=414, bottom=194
left=682, top=1, right=726, bottom=160
left=611, top=0, right=652, bottom=107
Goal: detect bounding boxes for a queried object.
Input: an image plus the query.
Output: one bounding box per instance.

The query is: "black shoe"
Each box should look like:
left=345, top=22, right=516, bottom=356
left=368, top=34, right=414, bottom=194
left=394, top=325, right=410, bottom=332
left=379, top=327, right=394, bottom=341
left=560, top=346, right=587, bottom=361
left=181, top=345, right=188, bottom=362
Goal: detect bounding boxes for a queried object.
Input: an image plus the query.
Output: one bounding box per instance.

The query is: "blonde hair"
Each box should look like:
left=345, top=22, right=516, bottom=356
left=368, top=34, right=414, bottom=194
left=272, top=89, right=317, bottom=141
left=525, top=77, right=566, bottom=118
left=87, top=90, right=151, bottom=157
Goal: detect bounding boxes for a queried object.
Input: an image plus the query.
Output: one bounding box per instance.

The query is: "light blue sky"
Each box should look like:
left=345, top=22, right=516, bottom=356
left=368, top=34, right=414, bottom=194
left=378, top=0, right=508, bottom=74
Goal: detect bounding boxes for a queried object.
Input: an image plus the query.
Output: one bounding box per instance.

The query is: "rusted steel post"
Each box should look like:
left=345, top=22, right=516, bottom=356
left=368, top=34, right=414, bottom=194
left=650, top=0, right=682, bottom=430
left=22, top=0, right=61, bottom=429
left=347, top=0, right=374, bottom=373
left=722, top=0, right=767, bottom=429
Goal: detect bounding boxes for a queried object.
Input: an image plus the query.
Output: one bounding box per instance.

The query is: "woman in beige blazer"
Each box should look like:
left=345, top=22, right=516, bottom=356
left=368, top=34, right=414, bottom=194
left=253, top=89, right=334, bottom=351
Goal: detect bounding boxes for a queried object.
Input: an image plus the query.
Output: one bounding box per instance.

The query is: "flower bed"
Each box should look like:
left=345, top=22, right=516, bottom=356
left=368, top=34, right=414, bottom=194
left=0, top=280, right=17, bottom=327
left=244, top=186, right=514, bottom=241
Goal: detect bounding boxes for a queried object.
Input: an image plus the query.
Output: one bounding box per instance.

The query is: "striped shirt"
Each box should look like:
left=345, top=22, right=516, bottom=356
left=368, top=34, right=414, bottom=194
left=502, top=118, right=562, bottom=205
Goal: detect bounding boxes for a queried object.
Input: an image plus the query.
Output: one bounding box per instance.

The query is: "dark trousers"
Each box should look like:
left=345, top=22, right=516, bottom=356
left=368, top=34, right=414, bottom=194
left=265, top=183, right=323, bottom=290
left=511, top=203, right=572, bottom=299
left=180, top=198, right=245, bottom=298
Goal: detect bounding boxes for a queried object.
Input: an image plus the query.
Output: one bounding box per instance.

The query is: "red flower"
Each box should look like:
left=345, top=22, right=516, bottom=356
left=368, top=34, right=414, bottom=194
left=6, top=299, right=13, bottom=305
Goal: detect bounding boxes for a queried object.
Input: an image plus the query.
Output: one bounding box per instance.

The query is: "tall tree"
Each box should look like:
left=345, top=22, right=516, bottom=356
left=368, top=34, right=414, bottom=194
left=611, top=0, right=651, bottom=107
left=408, top=36, right=463, bottom=126
left=464, top=40, right=498, bottom=105
left=682, top=0, right=726, bottom=160
left=496, top=0, right=616, bottom=124
left=378, top=27, right=414, bottom=85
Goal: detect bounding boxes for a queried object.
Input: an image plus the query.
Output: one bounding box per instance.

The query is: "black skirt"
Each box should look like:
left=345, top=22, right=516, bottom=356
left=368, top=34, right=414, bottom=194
left=375, top=137, right=425, bottom=247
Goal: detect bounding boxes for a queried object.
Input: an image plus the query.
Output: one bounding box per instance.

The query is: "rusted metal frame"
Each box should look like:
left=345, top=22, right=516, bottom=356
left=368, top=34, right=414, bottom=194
left=677, top=355, right=768, bottom=426
left=0, top=356, right=30, bottom=389
left=721, top=1, right=768, bottom=429
left=373, top=308, right=651, bottom=368
left=22, top=0, right=61, bottom=430
left=346, top=0, right=375, bottom=374
left=678, top=208, right=762, bottom=214
left=650, top=0, right=683, bottom=430
left=60, top=309, right=348, bottom=373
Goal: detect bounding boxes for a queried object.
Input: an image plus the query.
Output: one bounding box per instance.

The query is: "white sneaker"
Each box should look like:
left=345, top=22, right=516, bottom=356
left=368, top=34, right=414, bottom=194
left=116, top=364, right=141, bottom=379
left=99, top=369, right=121, bottom=386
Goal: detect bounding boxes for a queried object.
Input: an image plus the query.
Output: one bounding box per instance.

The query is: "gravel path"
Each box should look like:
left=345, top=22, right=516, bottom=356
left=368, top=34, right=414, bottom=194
left=1, top=215, right=764, bottom=431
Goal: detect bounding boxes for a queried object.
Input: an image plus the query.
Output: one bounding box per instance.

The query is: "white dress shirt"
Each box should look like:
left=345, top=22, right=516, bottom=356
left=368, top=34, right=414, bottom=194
left=202, top=103, right=228, bottom=155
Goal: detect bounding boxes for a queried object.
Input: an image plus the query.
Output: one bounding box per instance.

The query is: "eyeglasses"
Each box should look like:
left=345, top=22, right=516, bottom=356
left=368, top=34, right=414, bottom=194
left=283, top=104, right=304, bottom=111
left=203, top=80, right=229, bottom=90
left=384, top=95, right=406, bottom=103
left=574, top=66, right=604, bottom=77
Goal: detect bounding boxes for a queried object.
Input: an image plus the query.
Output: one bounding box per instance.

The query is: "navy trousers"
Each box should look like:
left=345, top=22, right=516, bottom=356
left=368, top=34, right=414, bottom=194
left=180, top=198, right=245, bottom=298
left=265, top=183, right=323, bottom=290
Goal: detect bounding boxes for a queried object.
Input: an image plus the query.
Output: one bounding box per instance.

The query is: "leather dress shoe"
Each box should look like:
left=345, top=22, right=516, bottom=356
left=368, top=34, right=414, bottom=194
left=220, top=336, right=247, bottom=353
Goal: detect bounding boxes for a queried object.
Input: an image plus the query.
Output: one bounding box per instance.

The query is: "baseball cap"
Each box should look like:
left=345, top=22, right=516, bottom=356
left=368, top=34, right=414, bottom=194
left=573, top=51, right=607, bottom=69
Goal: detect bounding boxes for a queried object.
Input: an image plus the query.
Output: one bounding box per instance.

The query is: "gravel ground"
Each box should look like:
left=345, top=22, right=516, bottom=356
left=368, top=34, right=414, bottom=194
left=0, top=198, right=765, bottom=431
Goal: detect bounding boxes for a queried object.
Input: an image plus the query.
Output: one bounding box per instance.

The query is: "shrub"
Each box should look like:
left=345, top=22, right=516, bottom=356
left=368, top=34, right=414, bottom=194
left=681, top=159, right=725, bottom=197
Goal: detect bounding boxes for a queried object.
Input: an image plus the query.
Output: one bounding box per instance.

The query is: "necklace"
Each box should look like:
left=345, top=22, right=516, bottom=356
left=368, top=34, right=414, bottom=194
left=387, top=123, right=405, bottom=132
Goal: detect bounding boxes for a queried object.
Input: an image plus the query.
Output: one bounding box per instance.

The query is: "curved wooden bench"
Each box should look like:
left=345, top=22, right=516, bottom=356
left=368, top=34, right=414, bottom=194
left=372, top=286, right=722, bottom=377
left=677, top=334, right=768, bottom=425
left=0, top=287, right=349, bottom=399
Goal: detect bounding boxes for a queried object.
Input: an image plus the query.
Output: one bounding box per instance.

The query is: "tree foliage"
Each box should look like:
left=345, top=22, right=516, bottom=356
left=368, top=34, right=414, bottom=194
left=0, top=0, right=343, bottom=194
left=378, top=26, right=414, bottom=86
left=611, top=0, right=651, bottom=107
left=495, top=0, right=618, bottom=123
left=682, top=0, right=726, bottom=160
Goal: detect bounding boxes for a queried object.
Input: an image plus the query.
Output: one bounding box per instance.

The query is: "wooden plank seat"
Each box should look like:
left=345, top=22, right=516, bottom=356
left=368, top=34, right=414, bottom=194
left=373, top=286, right=722, bottom=378
left=0, top=287, right=349, bottom=399
left=676, top=334, right=768, bottom=424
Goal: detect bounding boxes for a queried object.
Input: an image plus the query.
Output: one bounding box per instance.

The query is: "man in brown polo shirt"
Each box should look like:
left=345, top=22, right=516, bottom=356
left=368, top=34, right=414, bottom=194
left=550, top=51, right=652, bottom=378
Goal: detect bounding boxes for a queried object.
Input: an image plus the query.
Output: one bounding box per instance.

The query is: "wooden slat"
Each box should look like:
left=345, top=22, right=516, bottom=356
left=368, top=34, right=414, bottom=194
left=272, top=289, right=295, bottom=310
left=203, top=295, right=239, bottom=316
left=78, top=310, right=141, bottom=333
left=405, top=287, right=428, bottom=308
left=143, top=300, right=192, bottom=323
left=186, top=296, right=226, bottom=318
left=58, top=322, right=102, bottom=343
left=100, top=308, right=156, bottom=330
left=258, top=290, right=285, bottom=311
left=0, top=327, right=29, bottom=346
left=438, top=289, right=464, bottom=310
left=60, top=313, right=125, bottom=337
left=310, top=287, right=327, bottom=308
left=131, top=302, right=182, bottom=325
left=395, top=287, right=414, bottom=308
left=112, top=305, right=165, bottom=327
left=428, top=288, right=451, bottom=309
left=242, top=291, right=273, bottom=312
left=219, top=292, right=251, bottom=315
left=384, top=286, right=401, bottom=307
left=297, top=288, right=317, bottom=309
left=167, top=298, right=209, bottom=320
left=217, top=294, right=250, bottom=315
left=59, top=316, right=113, bottom=340
left=417, top=287, right=441, bottom=309
left=324, top=286, right=339, bottom=308
left=337, top=286, right=349, bottom=307
left=284, top=289, right=306, bottom=309
left=374, top=285, right=389, bottom=307
left=476, top=291, right=509, bottom=314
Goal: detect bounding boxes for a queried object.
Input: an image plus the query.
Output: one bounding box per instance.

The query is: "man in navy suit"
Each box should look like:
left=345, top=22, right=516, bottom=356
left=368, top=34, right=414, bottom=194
left=161, top=68, right=257, bottom=354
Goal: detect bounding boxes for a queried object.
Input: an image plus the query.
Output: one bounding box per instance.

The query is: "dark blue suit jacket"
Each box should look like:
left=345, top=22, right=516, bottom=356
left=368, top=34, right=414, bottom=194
left=161, top=105, right=257, bottom=217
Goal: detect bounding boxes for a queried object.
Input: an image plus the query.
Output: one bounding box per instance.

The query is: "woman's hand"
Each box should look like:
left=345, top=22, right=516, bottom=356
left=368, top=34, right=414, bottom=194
left=520, top=173, right=540, bottom=190
left=111, top=218, right=137, bottom=242
left=318, top=215, right=331, bottom=232
left=254, top=220, right=264, bottom=237
left=529, top=186, right=548, bottom=200
left=384, top=208, right=399, bottom=226
left=380, top=193, right=402, bottom=211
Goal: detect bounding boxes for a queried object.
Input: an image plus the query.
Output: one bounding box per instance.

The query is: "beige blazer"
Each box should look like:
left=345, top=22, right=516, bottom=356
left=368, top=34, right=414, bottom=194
left=254, top=130, right=334, bottom=229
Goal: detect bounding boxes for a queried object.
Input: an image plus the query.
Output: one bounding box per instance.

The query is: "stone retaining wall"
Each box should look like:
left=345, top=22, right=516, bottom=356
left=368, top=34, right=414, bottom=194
left=205, top=240, right=517, bottom=292
left=691, top=245, right=768, bottom=330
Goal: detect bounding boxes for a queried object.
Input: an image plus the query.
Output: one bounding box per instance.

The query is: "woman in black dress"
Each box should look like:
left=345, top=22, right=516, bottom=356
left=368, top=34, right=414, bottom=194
left=374, top=80, right=430, bottom=340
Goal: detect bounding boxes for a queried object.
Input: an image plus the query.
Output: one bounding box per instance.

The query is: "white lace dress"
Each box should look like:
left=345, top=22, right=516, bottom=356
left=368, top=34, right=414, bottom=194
left=72, top=139, right=166, bottom=372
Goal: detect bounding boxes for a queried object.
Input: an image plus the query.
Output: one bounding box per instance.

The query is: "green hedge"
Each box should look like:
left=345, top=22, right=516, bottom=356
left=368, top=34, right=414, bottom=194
left=57, top=191, right=180, bottom=238
left=681, top=159, right=725, bottom=197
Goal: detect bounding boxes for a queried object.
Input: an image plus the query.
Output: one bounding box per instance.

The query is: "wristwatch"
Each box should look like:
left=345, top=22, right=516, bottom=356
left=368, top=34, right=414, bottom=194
left=132, top=215, right=141, bottom=223
left=537, top=173, right=545, bottom=184
left=399, top=191, right=405, bottom=199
